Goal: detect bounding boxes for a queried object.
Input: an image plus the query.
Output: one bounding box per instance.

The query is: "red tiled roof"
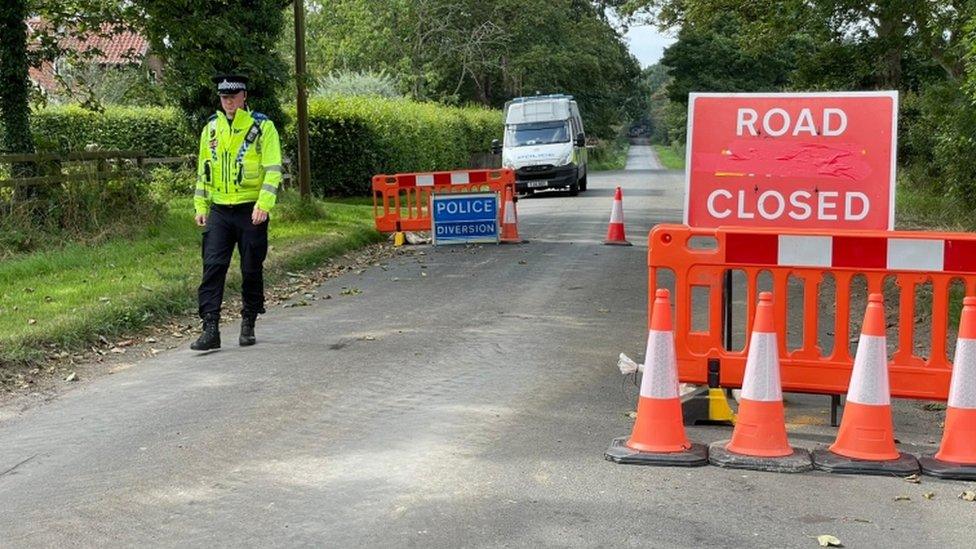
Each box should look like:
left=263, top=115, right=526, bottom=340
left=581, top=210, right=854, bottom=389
left=29, top=62, right=59, bottom=94
left=62, top=27, right=149, bottom=64
left=25, top=17, right=151, bottom=95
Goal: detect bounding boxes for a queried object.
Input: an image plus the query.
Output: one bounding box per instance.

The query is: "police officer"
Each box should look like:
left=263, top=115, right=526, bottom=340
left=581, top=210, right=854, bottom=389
left=191, top=74, right=283, bottom=351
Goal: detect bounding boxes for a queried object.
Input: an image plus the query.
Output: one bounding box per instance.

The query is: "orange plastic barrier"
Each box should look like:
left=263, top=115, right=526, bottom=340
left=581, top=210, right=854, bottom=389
left=649, top=224, right=976, bottom=401
left=372, top=169, right=516, bottom=233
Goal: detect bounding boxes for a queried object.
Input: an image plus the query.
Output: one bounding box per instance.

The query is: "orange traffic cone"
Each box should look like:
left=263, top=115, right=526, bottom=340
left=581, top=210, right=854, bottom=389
left=709, top=292, right=812, bottom=472
left=603, top=186, right=632, bottom=246
left=813, top=293, right=919, bottom=475
left=499, top=187, right=523, bottom=244
left=920, top=296, right=976, bottom=480
left=606, top=289, right=707, bottom=466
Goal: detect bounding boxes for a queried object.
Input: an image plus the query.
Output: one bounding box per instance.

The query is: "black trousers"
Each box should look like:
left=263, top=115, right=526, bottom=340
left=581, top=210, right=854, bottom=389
left=198, top=202, right=268, bottom=318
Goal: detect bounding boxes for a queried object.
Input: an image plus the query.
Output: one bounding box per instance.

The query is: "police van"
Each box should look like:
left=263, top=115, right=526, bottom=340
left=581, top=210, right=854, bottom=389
left=495, top=95, right=588, bottom=196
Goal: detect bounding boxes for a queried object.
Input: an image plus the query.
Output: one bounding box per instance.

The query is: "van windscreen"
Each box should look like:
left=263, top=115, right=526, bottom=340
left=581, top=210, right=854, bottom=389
left=507, top=121, right=570, bottom=147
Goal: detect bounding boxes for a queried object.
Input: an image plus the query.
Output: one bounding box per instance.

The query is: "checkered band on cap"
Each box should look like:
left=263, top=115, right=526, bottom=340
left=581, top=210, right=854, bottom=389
left=217, top=80, right=246, bottom=92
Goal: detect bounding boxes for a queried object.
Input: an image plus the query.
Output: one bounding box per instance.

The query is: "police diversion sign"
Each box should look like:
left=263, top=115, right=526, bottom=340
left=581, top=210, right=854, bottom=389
left=430, top=192, right=499, bottom=245
left=685, top=92, right=898, bottom=230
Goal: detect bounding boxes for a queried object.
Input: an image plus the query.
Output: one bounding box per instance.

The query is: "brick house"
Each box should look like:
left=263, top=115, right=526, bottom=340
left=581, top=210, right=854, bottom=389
left=26, top=17, right=163, bottom=99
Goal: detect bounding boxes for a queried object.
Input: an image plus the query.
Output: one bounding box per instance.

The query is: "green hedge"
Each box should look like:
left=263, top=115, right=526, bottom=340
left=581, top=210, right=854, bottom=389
left=25, top=98, right=502, bottom=196
left=30, top=105, right=194, bottom=156
left=285, top=97, right=502, bottom=196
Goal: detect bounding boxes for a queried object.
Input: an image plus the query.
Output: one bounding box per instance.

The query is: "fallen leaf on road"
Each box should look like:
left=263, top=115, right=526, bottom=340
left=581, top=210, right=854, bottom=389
left=960, top=491, right=976, bottom=501
left=852, top=518, right=871, bottom=523
left=923, top=492, right=935, bottom=500
left=893, top=495, right=911, bottom=502
left=340, top=288, right=362, bottom=296
left=361, top=335, right=376, bottom=341
left=64, top=372, right=77, bottom=382
left=625, top=411, right=637, bottom=419
left=110, top=347, right=126, bottom=354
left=922, top=402, right=947, bottom=411
left=518, top=260, right=528, bottom=265
left=903, top=474, right=921, bottom=484
left=817, top=535, right=842, bottom=547
left=145, top=337, right=157, bottom=343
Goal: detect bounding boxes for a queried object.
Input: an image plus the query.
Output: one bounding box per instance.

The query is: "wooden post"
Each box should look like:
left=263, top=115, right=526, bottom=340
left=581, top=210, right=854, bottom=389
left=294, top=0, right=313, bottom=201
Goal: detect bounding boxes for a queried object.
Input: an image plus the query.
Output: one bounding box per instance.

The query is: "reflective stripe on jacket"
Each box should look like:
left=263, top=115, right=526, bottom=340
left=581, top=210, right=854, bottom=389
left=194, top=109, right=283, bottom=215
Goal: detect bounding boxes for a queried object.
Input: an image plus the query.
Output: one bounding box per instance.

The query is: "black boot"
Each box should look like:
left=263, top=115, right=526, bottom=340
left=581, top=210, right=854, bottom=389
left=191, top=314, right=221, bottom=351
left=239, top=313, right=257, bottom=346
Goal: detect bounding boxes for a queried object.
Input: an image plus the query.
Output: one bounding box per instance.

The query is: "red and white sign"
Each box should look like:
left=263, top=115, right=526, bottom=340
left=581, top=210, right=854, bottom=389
left=684, top=92, right=898, bottom=230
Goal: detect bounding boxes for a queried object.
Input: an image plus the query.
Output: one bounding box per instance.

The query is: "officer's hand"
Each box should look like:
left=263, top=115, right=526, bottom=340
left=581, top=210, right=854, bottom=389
left=195, top=214, right=207, bottom=227
left=252, top=206, right=268, bottom=225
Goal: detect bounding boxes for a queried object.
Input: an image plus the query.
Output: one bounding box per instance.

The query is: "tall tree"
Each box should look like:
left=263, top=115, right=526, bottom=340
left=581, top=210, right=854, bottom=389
left=134, top=0, right=290, bottom=128
left=281, top=0, right=644, bottom=137
left=0, top=0, right=36, bottom=158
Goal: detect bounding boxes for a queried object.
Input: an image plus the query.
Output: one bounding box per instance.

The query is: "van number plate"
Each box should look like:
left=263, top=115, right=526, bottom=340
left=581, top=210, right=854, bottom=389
left=528, top=181, right=547, bottom=188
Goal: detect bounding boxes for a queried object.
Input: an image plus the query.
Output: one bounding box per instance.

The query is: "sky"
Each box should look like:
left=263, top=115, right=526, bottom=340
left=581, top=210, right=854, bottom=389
left=624, top=24, right=676, bottom=68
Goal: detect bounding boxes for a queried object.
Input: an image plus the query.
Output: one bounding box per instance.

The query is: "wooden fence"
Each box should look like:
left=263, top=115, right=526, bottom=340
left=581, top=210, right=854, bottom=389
left=0, top=150, right=294, bottom=189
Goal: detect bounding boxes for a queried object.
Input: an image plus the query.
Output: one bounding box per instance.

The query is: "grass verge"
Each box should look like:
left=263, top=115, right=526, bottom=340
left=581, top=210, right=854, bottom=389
left=588, top=137, right=630, bottom=171
left=0, top=190, right=382, bottom=367
left=653, top=144, right=685, bottom=170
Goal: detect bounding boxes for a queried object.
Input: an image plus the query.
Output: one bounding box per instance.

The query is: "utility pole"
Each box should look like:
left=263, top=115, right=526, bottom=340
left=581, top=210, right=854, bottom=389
left=294, top=0, right=312, bottom=201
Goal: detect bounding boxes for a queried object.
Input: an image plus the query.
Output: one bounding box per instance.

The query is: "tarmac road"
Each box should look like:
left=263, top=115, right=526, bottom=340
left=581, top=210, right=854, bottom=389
left=0, top=150, right=972, bottom=547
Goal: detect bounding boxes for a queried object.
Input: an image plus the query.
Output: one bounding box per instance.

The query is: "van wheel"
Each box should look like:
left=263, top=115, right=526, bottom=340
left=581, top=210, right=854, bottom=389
left=579, top=174, right=587, bottom=192
left=568, top=180, right=579, bottom=196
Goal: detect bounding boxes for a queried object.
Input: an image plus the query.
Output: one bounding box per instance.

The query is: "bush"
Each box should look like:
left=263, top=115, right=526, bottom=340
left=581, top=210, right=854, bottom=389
left=315, top=70, right=402, bottom=99
left=284, top=96, right=502, bottom=196
left=900, top=83, right=976, bottom=207
left=30, top=105, right=193, bottom=156
left=0, top=171, right=166, bottom=256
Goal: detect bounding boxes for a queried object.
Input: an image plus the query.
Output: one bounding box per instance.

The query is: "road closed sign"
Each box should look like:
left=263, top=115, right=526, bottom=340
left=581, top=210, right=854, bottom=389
left=684, top=92, right=898, bottom=230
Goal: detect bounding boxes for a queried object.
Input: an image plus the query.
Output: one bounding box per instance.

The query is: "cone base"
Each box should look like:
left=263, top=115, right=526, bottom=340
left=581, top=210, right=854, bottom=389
left=500, top=238, right=527, bottom=244
left=829, top=401, right=900, bottom=461
left=933, top=407, right=976, bottom=464
left=812, top=448, right=919, bottom=476
left=726, top=399, right=792, bottom=457
left=708, top=440, right=812, bottom=473
left=605, top=437, right=708, bottom=467
left=603, top=239, right=632, bottom=246
left=919, top=455, right=976, bottom=481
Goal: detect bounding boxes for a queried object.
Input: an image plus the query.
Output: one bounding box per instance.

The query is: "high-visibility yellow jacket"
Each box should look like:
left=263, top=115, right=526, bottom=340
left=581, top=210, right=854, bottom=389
left=194, top=109, right=282, bottom=215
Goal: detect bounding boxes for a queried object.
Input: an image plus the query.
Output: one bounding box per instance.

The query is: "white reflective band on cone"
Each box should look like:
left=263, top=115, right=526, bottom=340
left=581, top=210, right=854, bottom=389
left=740, top=332, right=782, bottom=402
left=450, top=171, right=469, bottom=185
left=949, top=339, right=976, bottom=409
left=609, top=200, right=624, bottom=224
left=639, top=329, right=679, bottom=399
left=417, top=174, right=434, bottom=186
left=847, top=334, right=890, bottom=405
left=503, top=199, right=517, bottom=224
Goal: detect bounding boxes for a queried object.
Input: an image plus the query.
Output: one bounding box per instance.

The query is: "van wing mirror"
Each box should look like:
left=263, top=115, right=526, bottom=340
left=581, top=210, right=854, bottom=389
left=491, top=138, right=502, bottom=155
left=574, top=133, right=585, bottom=147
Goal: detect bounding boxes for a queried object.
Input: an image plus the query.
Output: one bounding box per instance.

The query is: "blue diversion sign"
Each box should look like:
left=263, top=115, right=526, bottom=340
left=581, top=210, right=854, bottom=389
left=430, top=192, right=499, bottom=245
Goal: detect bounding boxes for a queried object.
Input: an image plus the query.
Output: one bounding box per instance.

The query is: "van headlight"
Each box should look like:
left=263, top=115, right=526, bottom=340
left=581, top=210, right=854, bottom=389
left=558, top=151, right=574, bottom=166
